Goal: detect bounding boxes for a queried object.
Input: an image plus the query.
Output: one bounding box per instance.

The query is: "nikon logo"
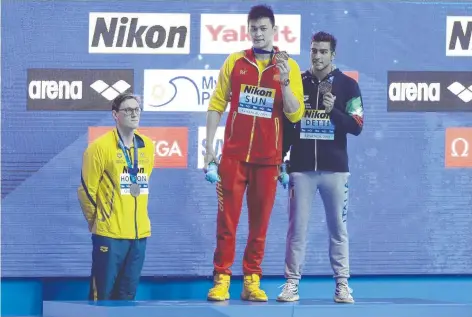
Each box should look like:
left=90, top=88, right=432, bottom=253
left=122, top=167, right=144, bottom=174
left=446, top=16, right=472, bottom=57
left=243, top=85, right=274, bottom=97
left=89, top=13, right=190, bottom=54
left=305, top=110, right=330, bottom=119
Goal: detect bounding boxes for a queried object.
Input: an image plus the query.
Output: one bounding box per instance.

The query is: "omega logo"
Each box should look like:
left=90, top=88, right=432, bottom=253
left=451, top=138, right=469, bottom=157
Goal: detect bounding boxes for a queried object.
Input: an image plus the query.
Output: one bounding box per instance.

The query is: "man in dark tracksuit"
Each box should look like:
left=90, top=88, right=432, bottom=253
left=277, top=31, right=364, bottom=303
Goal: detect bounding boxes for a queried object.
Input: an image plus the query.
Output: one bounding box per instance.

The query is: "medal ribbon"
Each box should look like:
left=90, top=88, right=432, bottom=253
left=252, top=47, right=275, bottom=63
left=117, top=132, right=138, bottom=184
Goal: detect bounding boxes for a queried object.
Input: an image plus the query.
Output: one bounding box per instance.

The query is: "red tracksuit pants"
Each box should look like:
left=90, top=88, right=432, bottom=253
left=213, top=156, right=279, bottom=276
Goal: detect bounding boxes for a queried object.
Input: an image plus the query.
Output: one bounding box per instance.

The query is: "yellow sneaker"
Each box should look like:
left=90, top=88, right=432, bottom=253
left=241, top=274, right=268, bottom=302
left=207, top=273, right=230, bottom=301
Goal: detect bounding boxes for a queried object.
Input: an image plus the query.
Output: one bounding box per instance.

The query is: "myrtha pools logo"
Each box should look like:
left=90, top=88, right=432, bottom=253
left=143, top=69, right=228, bottom=112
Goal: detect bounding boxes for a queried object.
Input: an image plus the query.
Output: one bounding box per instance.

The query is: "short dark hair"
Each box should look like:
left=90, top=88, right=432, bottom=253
left=111, top=92, right=139, bottom=111
left=247, top=4, right=275, bottom=26
left=312, top=31, right=337, bottom=52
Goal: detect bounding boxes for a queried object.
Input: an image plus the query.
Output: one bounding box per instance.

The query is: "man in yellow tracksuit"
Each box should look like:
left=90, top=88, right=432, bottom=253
left=78, top=92, right=155, bottom=301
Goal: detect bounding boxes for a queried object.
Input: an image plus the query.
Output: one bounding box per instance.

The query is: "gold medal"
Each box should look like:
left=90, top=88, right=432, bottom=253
left=275, top=51, right=289, bottom=64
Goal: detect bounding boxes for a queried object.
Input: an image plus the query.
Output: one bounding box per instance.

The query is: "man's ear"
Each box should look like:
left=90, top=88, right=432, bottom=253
left=112, top=110, right=118, bottom=121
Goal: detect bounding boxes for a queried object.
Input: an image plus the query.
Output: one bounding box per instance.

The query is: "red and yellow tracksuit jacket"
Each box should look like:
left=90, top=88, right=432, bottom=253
left=208, top=47, right=305, bottom=165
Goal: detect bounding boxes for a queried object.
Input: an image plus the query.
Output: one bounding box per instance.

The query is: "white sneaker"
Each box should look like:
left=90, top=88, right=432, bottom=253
left=276, top=280, right=300, bottom=302
left=334, top=282, right=354, bottom=303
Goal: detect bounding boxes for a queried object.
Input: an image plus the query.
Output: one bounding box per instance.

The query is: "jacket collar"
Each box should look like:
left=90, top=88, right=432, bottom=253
left=304, top=67, right=341, bottom=83
left=113, top=128, right=145, bottom=149
left=244, top=45, right=281, bottom=65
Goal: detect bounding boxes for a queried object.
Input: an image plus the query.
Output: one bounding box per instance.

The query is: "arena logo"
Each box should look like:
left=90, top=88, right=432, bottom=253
left=89, top=13, right=190, bottom=54
left=388, top=82, right=441, bottom=102
left=447, top=82, right=472, bottom=103
left=27, top=69, right=134, bottom=111
left=387, top=71, right=472, bottom=112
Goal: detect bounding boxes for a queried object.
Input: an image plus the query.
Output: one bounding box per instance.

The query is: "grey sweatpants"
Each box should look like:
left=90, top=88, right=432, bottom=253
left=284, top=171, right=350, bottom=283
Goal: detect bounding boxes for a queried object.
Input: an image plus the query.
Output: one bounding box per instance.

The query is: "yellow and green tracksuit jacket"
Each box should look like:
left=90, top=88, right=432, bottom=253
left=78, top=128, right=155, bottom=239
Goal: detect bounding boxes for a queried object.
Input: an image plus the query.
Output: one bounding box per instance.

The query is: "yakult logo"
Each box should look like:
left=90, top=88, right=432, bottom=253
left=199, top=14, right=301, bottom=54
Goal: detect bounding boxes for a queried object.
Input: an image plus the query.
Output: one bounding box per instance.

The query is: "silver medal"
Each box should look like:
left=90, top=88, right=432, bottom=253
left=130, top=183, right=140, bottom=197
left=319, top=80, right=333, bottom=94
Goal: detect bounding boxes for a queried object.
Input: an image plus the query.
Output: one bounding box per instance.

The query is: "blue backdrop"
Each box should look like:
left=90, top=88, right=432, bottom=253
left=2, top=0, right=472, bottom=277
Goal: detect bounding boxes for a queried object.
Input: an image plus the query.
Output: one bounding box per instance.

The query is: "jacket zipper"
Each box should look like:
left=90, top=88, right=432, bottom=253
left=130, top=148, right=138, bottom=240
left=314, top=84, right=320, bottom=171
left=313, top=72, right=334, bottom=171
left=275, top=117, right=279, bottom=150
left=134, top=197, right=138, bottom=239
left=229, top=111, right=237, bottom=140
left=246, top=117, right=256, bottom=162
left=243, top=57, right=275, bottom=162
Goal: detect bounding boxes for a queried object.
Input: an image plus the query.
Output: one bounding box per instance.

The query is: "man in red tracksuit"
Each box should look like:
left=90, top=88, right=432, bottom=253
left=203, top=4, right=305, bottom=302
